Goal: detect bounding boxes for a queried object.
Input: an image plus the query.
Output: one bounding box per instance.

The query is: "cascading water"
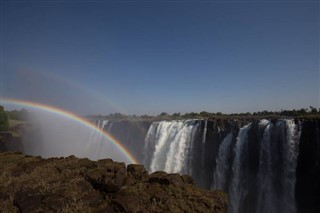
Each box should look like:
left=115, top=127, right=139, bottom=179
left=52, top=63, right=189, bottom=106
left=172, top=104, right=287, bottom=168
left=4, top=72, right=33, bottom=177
left=229, top=124, right=251, bottom=213
left=144, top=120, right=199, bottom=174
left=187, top=120, right=200, bottom=176
left=142, top=119, right=304, bottom=213
left=257, top=120, right=276, bottom=213
left=88, top=118, right=308, bottom=213
left=96, top=119, right=108, bottom=130
left=164, top=121, right=197, bottom=173
left=202, top=119, right=208, bottom=144
left=282, top=119, right=301, bottom=213
left=201, top=120, right=208, bottom=179
left=87, top=119, right=108, bottom=159
left=212, top=132, right=233, bottom=191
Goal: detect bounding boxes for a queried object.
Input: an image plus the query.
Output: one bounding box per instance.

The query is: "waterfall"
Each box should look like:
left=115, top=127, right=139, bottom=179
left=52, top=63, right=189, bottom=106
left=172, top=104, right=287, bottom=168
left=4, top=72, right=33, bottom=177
left=201, top=120, right=208, bottom=179
left=187, top=121, right=200, bottom=176
left=143, top=122, right=158, bottom=167
left=164, top=120, right=198, bottom=173
left=140, top=118, right=307, bottom=213
left=282, top=119, right=301, bottom=213
left=202, top=120, right=208, bottom=144
left=255, top=119, right=301, bottom=213
left=97, top=119, right=108, bottom=130
left=87, top=119, right=108, bottom=159
left=212, top=132, right=233, bottom=190
left=144, top=120, right=199, bottom=174
left=106, top=122, right=114, bottom=132
left=229, top=123, right=251, bottom=213
left=257, top=120, right=276, bottom=213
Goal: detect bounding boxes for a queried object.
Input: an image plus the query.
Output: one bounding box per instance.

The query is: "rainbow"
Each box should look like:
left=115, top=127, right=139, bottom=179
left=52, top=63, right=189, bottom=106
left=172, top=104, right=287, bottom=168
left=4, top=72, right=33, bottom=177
left=2, top=98, right=139, bottom=164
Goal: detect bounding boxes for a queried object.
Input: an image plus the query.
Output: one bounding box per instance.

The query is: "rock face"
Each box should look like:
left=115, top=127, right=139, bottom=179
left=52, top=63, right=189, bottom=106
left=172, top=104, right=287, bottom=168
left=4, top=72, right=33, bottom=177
left=0, top=132, right=23, bottom=152
left=296, top=120, right=320, bottom=213
left=0, top=152, right=227, bottom=213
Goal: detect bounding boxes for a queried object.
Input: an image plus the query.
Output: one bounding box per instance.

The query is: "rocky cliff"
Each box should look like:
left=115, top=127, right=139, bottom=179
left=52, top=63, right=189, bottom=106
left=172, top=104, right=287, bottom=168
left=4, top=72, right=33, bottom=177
left=2, top=118, right=319, bottom=212
left=0, top=132, right=23, bottom=152
left=296, top=120, right=320, bottom=212
left=0, top=152, right=227, bottom=213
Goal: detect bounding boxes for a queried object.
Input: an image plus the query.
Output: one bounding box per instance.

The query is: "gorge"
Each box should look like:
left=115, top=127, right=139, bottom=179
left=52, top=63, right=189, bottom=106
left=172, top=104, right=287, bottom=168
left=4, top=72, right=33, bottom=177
left=2, top=117, right=319, bottom=212
left=92, top=118, right=319, bottom=213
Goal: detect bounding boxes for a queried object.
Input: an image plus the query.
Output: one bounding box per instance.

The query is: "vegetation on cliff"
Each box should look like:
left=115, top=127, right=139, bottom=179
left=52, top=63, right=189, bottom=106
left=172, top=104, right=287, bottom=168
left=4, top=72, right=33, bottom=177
left=3, top=105, right=320, bottom=123
left=0, top=107, right=29, bottom=148
left=0, top=152, right=227, bottom=213
left=0, top=106, right=9, bottom=131
left=87, top=106, right=320, bottom=121
left=5, top=108, right=29, bottom=121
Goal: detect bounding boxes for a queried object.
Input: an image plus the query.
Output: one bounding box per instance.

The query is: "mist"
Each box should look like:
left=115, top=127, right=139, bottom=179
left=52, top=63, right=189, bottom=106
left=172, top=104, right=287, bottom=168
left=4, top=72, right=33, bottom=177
left=6, top=68, right=128, bottom=115
left=21, top=110, right=132, bottom=164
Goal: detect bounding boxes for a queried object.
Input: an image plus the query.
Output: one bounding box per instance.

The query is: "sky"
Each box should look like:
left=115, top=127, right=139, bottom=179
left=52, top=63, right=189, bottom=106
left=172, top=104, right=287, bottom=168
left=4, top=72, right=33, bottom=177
left=1, top=0, right=319, bottom=115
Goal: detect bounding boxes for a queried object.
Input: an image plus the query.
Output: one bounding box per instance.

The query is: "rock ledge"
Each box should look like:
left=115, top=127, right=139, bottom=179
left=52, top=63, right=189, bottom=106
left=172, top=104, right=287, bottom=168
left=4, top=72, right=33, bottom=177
left=0, top=152, right=227, bottom=212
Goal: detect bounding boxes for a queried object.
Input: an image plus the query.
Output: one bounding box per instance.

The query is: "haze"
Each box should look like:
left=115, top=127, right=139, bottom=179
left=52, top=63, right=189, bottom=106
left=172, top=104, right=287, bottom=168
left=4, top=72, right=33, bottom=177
left=22, top=110, right=129, bottom=163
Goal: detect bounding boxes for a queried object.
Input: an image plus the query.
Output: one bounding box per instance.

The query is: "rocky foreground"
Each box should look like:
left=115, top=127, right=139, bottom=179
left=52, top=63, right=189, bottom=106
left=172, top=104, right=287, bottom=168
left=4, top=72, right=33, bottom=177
left=0, top=152, right=227, bottom=213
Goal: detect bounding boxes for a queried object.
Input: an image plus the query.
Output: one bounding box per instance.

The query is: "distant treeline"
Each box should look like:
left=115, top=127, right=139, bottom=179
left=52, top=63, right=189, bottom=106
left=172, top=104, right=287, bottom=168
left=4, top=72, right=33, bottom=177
left=88, top=106, right=320, bottom=120
left=2, top=105, right=320, bottom=127
left=5, top=109, right=29, bottom=121
left=0, top=107, right=29, bottom=131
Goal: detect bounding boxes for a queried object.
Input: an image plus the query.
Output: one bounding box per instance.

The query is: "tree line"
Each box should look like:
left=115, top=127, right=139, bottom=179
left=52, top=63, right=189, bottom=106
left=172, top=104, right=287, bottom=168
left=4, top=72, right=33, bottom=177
left=0, top=107, right=29, bottom=131
left=1, top=105, right=320, bottom=131
left=94, top=106, right=320, bottom=120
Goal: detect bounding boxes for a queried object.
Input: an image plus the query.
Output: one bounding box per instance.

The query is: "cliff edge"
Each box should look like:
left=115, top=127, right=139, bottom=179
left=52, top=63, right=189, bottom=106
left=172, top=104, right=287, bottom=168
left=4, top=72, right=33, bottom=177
left=0, top=152, right=227, bottom=213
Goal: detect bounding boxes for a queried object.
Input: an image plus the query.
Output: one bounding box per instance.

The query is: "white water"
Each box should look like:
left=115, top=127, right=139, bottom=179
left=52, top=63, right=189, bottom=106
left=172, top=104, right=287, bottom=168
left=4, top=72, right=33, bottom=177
left=87, top=119, right=109, bottom=159
left=229, top=123, right=251, bottom=213
left=142, top=119, right=303, bottom=213
left=145, top=120, right=198, bottom=174
left=201, top=120, right=208, bottom=178
left=282, top=119, right=301, bottom=213
left=213, top=132, right=233, bottom=190
left=187, top=121, right=200, bottom=175
left=202, top=120, right=208, bottom=144
left=256, top=119, right=301, bottom=213
left=257, top=121, right=276, bottom=213
left=98, top=120, right=108, bottom=130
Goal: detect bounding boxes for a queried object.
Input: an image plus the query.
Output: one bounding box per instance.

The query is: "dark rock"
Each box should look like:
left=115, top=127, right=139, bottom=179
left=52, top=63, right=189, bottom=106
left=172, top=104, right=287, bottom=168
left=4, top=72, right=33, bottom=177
left=296, top=120, right=320, bottom=213
left=42, top=194, right=68, bottom=211
left=148, top=171, right=169, bottom=184
left=85, top=168, right=124, bottom=193
left=111, top=194, right=142, bottom=212
left=148, top=172, right=184, bottom=186
left=14, top=188, right=44, bottom=213
left=0, top=152, right=227, bottom=212
left=0, top=132, right=23, bottom=152
left=127, top=164, right=148, bottom=181
left=80, top=191, right=102, bottom=206
left=181, top=174, right=194, bottom=184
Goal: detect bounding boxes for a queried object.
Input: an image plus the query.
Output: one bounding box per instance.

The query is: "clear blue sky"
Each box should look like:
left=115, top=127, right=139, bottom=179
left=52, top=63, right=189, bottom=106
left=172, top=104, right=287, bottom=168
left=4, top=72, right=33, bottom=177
left=1, top=0, right=319, bottom=115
